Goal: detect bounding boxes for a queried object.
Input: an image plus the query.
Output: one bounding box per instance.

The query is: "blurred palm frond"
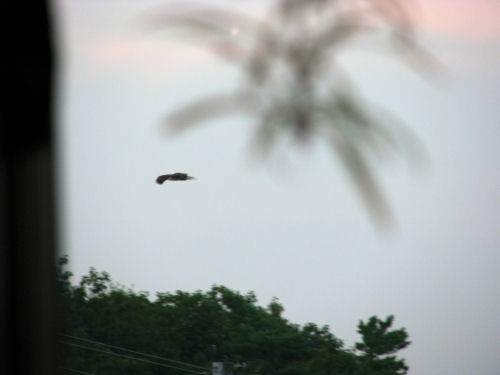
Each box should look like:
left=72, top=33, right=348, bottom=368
left=149, top=0, right=435, bottom=228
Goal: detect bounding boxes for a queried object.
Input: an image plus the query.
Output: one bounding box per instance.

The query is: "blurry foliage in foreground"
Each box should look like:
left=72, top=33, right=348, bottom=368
left=58, top=256, right=410, bottom=375
left=149, top=0, right=436, bottom=227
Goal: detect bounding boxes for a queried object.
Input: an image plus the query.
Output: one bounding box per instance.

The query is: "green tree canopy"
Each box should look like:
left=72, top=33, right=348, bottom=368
left=354, top=316, right=410, bottom=375
left=58, top=256, right=410, bottom=375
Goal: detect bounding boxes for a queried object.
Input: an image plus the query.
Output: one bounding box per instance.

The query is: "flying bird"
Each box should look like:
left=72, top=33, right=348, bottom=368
left=156, top=173, right=195, bottom=184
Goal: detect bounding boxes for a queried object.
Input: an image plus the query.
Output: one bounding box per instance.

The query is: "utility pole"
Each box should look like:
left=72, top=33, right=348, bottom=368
left=212, top=362, right=224, bottom=375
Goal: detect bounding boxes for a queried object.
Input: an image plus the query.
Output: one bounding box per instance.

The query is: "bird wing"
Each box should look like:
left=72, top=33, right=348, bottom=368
left=170, top=173, right=187, bottom=180
left=156, top=173, right=195, bottom=184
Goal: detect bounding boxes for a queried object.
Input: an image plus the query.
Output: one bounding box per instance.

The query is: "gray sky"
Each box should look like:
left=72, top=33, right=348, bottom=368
left=54, top=1, right=500, bottom=374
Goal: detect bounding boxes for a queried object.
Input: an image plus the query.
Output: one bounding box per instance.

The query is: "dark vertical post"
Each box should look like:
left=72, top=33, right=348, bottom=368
left=0, top=2, right=57, bottom=375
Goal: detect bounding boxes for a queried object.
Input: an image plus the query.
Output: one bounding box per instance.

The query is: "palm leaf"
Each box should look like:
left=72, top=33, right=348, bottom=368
left=166, top=92, right=258, bottom=133
left=332, top=139, right=393, bottom=227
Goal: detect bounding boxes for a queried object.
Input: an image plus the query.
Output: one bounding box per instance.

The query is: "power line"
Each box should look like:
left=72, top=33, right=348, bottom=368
left=61, top=367, right=96, bottom=375
left=61, top=334, right=209, bottom=371
left=61, top=341, right=208, bottom=375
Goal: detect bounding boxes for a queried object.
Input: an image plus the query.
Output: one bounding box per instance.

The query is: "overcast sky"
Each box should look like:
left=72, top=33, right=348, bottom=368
left=54, top=1, right=500, bottom=374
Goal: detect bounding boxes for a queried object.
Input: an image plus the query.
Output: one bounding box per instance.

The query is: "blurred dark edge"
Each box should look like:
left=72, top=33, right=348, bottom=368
left=0, top=2, right=58, bottom=375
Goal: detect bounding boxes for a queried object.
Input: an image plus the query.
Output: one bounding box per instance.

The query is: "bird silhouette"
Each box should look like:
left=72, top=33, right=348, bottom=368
left=156, top=173, right=195, bottom=184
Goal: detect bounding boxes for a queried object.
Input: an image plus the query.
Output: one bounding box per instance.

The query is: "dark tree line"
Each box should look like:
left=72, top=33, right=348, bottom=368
left=57, top=256, right=410, bottom=375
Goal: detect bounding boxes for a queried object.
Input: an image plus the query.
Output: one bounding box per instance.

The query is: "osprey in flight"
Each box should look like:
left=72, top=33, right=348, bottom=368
left=156, top=173, right=195, bottom=184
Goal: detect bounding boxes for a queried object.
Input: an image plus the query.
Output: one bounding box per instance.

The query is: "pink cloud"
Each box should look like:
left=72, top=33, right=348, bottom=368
left=79, top=0, right=499, bottom=73
left=85, top=38, right=215, bottom=69
left=418, top=0, right=500, bottom=40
